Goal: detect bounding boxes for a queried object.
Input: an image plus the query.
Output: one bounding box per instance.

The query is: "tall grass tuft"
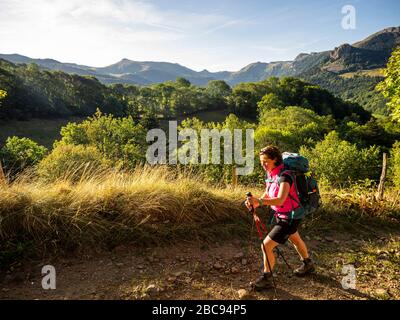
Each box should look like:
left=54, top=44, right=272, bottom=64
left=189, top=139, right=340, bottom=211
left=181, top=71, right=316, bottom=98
left=0, top=165, right=252, bottom=265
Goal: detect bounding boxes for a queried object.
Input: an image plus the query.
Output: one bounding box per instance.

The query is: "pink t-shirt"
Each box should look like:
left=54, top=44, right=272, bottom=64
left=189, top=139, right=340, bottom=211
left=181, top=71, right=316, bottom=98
left=264, top=164, right=300, bottom=219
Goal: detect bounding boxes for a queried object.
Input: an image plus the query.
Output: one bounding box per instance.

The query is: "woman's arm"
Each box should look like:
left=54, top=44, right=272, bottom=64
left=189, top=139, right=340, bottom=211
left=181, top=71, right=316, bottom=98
left=260, top=190, right=269, bottom=199
left=262, top=181, right=290, bottom=206
left=246, top=182, right=291, bottom=209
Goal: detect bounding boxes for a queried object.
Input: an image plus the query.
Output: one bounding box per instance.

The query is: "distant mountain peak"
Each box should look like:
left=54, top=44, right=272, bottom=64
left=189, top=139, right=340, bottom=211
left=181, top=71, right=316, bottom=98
left=295, top=53, right=310, bottom=60
left=330, top=43, right=353, bottom=61
left=115, top=58, right=136, bottom=65
left=0, top=26, right=398, bottom=86
left=352, top=26, right=400, bottom=53
left=383, top=26, right=400, bottom=32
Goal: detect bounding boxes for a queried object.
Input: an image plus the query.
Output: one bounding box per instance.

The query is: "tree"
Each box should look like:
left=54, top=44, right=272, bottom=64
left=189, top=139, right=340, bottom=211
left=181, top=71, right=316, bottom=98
left=0, top=136, right=47, bottom=176
left=227, top=88, right=258, bottom=118
left=152, top=83, right=175, bottom=117
left=338, top=117, right=400, bottom=149
left=205, top=80, right=232, bottom=110
left=300, top=131, right=381, bottom=186
left=0, top=59, right=129, bottom=119
left=206, top=80, right=231, bottom=99
left=176, top=77, right=191, bottom=88
left=171, top=86, right=196, bottom=115
left=256, top=106, right=334, bottom=151
left=140, top=111, right=160, bottom=130
left=57, top=110, right=147, bottom=169
left=257, top=93, right=284, bottom=118
left=390, top=141, right=400, bottom=189
left=136, top=87, right=159, bottom=114
left=102, top=95, right=126, bottom=116
left=377, top=47, right=400, bottom=122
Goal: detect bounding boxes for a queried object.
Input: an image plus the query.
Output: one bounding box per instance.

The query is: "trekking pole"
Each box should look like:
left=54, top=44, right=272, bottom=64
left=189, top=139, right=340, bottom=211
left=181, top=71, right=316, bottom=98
left=246, top=193, right=293, bottom=272
left=276, top=248, right=293, bottom=272
left=257, top=217, right=292, bottom=272
left=265, top=208, right=293, bottom=272
left=246, top=192, right=277, bottom=297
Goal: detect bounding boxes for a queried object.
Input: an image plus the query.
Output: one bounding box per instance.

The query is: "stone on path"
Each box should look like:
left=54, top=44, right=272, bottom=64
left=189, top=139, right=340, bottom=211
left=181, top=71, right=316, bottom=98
left=237, top=289, right=253, bottom=300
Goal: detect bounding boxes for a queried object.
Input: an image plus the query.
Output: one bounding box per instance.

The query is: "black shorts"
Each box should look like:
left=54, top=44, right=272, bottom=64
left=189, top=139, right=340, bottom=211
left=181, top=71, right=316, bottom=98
left=268, top=216, right=301, bottom=244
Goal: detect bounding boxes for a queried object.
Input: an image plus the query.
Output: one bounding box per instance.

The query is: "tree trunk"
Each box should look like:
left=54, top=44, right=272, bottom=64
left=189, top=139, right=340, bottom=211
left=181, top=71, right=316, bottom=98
left=376, top=153, right=387, bottom=201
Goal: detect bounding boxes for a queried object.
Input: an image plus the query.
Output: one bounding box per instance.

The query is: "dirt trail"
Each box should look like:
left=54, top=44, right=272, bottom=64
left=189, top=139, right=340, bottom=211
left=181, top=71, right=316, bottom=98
left=1, top=231, right=399, bottom=300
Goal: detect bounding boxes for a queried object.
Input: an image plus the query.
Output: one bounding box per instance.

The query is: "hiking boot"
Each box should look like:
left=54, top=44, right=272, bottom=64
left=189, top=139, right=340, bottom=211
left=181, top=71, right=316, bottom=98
left=253, top=272, right=274, bottom=291
left=294, top=258, right=315, bottom=277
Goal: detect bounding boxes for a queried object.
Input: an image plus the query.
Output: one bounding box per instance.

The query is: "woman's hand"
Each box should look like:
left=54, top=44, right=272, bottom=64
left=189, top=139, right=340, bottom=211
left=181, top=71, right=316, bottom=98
left=245, top=196, right=260, bottom=211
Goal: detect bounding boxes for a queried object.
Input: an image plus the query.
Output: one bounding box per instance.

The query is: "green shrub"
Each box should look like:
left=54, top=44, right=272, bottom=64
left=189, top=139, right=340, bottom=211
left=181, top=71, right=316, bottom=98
left=300, top=131, right=381, bottom=186
left=177, top=114, right=256, bottom=185
left=256, top=106, right=334, bottom=151
left=56, top=110, right=147, bottom=169
left=377, top=47, right=400, bottom=122
left=257, top=93, right=284, bottom=117
left=390, top=141, right=400, bottom=189
left=37, top=144, right=110, bottom=181
left=0, top=89, right=6, bottom=102
left=0, top=136, right=47, bottom=175
left=337, top=117, right=400, bottom=149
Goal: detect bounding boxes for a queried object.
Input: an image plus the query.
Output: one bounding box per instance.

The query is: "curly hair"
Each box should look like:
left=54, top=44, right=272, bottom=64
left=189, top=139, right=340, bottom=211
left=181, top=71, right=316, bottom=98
left=259, top=145, right=283, bottom=166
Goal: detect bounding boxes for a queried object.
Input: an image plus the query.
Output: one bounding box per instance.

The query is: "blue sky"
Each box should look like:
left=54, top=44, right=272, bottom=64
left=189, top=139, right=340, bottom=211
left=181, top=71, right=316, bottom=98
left=0, top=0, right=399, bottom=71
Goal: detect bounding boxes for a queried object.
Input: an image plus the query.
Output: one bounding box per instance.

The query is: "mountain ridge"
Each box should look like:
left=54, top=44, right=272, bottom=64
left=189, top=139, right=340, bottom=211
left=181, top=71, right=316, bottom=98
left=0, top=26, right=399, bottom=86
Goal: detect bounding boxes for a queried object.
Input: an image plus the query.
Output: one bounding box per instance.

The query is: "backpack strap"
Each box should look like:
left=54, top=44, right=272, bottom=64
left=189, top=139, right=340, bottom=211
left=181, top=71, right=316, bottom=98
left=278, top=169, right=302, bottom=207
left=267, top=169, right=302, bottom=215
left=265, top=172, right=274, bottom=195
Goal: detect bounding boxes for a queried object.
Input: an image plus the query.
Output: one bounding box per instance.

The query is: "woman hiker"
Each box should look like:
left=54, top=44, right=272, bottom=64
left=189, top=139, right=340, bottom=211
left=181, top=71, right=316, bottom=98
left=245, top=145, right=315, bottom=291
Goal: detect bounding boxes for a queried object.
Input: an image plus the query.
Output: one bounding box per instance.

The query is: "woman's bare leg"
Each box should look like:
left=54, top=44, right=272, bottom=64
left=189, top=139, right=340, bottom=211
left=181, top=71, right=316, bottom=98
left=262, top=236, right=278, bottom=273
left=288, top=231, right=309, bottom=260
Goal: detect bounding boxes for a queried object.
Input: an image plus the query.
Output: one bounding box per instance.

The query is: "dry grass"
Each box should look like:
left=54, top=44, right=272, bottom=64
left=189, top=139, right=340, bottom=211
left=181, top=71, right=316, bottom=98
left=1, top=166, right=399, bottom=267
left=0, top=166, right=253, bottom=265
left=320, top=184, right=400, bottom=218
left=303, top=184, right=400, bottom=236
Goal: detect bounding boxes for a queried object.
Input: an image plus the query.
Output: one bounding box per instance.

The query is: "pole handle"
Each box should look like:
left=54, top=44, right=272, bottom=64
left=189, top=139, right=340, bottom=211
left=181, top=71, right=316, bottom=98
left=245, top=192, right=255, bottom=213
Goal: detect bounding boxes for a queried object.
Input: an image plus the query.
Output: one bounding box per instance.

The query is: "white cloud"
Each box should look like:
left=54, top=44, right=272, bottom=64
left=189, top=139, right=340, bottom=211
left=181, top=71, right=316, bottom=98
left=0, top=0, right=245, bottom=68
left=203, top=18, right=249, bottom=35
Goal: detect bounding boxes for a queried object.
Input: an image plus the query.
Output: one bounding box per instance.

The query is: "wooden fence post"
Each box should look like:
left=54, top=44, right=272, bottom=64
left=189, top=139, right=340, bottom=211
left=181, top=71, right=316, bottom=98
left=376, top=153, right=387, bottom=201
left=232, top=166, right=238, bottom=188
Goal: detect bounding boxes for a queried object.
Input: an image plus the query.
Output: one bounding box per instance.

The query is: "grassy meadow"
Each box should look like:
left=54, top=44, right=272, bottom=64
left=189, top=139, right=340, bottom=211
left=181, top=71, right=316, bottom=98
left=0, top=117, right=86, bottom=149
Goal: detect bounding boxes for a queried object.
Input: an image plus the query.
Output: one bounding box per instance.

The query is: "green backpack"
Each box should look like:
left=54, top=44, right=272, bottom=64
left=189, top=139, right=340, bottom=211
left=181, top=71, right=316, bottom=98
left=281, top=152, right=321, bottom=216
